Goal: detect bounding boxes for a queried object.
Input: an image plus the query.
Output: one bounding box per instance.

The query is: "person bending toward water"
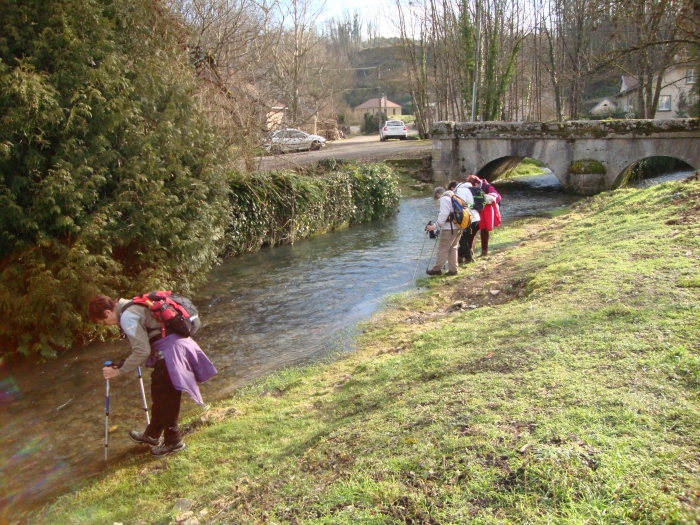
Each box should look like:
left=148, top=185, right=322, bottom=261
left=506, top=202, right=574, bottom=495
left=425, top=186, right=462, bottom=276
left=88, top=295, right=217, bottom=457
left=447, top=179, right=480, bottom=264
left=467, top=175, right=501, bottom=257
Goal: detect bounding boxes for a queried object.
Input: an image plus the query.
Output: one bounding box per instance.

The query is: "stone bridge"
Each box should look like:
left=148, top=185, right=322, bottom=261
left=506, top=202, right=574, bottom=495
left=431, top=119, right=700, bottom=194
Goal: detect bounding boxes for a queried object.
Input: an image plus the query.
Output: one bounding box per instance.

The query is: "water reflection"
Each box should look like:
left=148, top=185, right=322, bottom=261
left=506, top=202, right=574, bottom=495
left=3, top=169, right=679, bottom=520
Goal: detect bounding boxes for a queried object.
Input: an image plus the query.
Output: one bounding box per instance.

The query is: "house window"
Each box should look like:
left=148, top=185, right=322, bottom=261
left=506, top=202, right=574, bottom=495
left=657, top=95, right=672, bottom=111
left=686, top=69, right=698, bottom=84
left=689, top=92, right=698, bottom=106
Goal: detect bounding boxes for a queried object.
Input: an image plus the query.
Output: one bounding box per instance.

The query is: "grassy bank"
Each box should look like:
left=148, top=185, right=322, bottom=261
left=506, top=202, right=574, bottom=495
left=502, top=157, right=548, bottom=178
left=36, top=179, right=700, bottom=524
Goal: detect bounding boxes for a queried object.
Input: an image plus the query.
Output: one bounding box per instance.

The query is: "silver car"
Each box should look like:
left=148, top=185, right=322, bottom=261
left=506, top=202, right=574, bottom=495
left=379, top=120, right=408, bottom=141
left=263, top=129, right=326, bottom=154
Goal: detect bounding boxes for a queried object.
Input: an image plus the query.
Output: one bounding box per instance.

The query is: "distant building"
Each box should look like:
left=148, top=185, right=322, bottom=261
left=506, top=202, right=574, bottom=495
left=353, top=97, right=403, bottom=117
left=617, top=64, right=698, bottom=119
left=584, top=97, right=617, bottom=117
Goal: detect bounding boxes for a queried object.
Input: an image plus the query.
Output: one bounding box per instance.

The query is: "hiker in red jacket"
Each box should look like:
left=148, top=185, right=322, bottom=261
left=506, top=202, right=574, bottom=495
left=467, top=175, right=501, bottom=257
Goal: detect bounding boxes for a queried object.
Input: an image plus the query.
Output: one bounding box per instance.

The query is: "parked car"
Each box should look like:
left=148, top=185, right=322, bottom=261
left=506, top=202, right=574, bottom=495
left=379, top=120, right=408, bottom=141
left=262, top=129, right=326, bottom=154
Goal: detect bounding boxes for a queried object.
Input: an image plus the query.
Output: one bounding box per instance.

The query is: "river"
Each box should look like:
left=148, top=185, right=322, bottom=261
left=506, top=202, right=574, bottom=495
left=0, top=169, right=692, bottom=522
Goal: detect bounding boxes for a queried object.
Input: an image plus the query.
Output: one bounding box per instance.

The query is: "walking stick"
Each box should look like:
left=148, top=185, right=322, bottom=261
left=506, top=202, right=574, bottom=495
left=426, top=233, right=439, bottom=271
left=104, top=360, right=112, bottom=461
left=137, top=367, right=150, bottom=425
left=412, top=231, right=430, bottom=281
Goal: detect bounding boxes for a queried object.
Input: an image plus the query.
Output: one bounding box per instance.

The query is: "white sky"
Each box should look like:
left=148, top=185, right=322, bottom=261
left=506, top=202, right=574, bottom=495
left=318, top=0, right=398, bottom=38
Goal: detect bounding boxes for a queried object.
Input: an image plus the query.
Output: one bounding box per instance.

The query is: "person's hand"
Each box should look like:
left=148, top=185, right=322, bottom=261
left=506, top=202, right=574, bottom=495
left=425, top=223, right=436, bottom=231
left=103, top=367, right=119, bottom=380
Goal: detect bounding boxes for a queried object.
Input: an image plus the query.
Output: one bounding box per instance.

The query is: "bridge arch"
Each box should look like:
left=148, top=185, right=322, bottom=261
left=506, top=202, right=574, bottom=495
left=613, top=156, right=696, bottom=189
left=476, top=156, right=564, bottom=186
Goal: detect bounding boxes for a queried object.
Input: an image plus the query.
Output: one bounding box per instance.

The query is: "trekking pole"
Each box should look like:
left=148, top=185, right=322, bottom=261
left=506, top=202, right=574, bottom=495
left=426, top=232, right=439, bottom=271
left=412, top=230, right=430, bottom=281
left=137, top=367, right=150, bottom=425
left=104, top=361, right=112, bottom=461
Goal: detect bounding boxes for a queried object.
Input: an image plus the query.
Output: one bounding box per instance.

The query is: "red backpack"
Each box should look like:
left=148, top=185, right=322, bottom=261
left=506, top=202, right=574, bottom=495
left=124, top=291, right=201, bottom=338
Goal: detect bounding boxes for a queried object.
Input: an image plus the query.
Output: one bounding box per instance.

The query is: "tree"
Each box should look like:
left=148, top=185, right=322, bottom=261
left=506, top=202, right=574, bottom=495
left=169, top=0, right=275, bottom=170
left=0, top=0, right=229, bottom=357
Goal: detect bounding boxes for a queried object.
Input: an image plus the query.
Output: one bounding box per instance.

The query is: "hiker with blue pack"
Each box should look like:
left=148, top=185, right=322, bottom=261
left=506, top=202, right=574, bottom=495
left=448, top=179, right=482, bottom=264
left=425, top=186, right=466, bottom=276
left=88, top=293, right=217, bottom=457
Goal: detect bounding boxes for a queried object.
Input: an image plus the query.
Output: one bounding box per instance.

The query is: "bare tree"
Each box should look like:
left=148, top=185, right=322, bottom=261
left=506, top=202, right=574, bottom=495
left=168, top=0, right=282, bottom=169
left=393, top=0, right=432, bottom=137
left=609, top=0, right=684, bottom=118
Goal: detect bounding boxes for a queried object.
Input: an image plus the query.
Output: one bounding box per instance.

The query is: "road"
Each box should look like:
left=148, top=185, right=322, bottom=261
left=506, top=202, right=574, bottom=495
left=253, top=132, right=432, bottom=172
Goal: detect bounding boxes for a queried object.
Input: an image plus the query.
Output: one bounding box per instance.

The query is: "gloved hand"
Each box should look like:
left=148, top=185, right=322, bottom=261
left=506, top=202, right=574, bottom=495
left=484, top=193, right=497, bottom=204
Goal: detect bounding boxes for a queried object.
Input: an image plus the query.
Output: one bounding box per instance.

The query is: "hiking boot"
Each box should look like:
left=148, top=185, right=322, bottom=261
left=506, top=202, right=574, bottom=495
left=150, top=441, right=186, bottom=457
left=446, top=270, right=458, bottom=276
left=426, top=269, right=443, bottom=276
left=129, top=431, right=161, bottom=447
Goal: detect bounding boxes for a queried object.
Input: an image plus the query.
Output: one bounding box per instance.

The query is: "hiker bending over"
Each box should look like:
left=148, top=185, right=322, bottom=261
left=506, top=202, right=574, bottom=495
left=425, top=187, right=462, bottom=276
left=88, top=295, right=216, bottom=457
left=448, top=180, right=480, bottom=264
left=467, top=175, right=501, bottom=257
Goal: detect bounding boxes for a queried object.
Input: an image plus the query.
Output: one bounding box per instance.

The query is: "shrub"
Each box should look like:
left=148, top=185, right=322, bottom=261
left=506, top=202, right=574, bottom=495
left=223, top=163, right=400, bottom=257
left=0, top=0, right=229, bottom=357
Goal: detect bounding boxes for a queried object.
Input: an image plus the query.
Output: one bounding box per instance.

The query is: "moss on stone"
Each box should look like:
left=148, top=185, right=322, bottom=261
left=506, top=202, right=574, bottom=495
left=569, top=160, right=607, bottom=174
left=430, top=118, right=700, bottom=140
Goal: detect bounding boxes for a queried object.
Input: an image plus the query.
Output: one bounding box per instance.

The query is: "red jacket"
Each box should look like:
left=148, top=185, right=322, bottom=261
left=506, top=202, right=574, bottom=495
left=478, top=181, right=501, bottom=231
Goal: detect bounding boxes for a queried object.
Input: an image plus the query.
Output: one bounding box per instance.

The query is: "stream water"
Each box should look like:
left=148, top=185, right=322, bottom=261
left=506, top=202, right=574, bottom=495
left=0, top=169, right=692, bottom=522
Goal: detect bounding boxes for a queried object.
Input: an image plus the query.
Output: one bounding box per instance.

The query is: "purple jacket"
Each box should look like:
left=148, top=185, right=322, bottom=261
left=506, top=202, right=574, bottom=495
left=147, top=334, right=217, bottom=405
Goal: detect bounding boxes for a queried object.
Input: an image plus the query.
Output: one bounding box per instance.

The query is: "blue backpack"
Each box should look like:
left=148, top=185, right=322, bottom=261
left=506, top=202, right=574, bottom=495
left=448, top=195, right=470, bottom=230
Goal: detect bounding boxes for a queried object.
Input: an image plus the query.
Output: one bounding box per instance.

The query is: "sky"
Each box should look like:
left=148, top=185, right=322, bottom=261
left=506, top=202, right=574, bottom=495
left=318, top=0, right=399, bottom=38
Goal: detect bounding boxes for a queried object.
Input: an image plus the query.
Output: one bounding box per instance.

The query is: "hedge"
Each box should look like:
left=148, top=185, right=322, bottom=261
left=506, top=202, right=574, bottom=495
left=224, top=163, right=400, bottom=257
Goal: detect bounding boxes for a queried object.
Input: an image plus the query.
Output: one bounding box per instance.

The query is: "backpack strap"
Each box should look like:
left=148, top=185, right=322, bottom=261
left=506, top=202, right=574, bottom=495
left=122, top=295, right=167, bottom=340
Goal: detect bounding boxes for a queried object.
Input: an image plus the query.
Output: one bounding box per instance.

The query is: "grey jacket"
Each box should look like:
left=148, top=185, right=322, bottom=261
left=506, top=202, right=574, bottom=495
left=114, top=298, right=163, bottom=376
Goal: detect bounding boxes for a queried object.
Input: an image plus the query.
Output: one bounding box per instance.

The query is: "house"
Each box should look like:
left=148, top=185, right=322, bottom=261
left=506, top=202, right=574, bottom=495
left=237, top=83, right=288, bottom=130
left=584, top=97, right=617, bottom=117
left=616, top=64, right=698, bottom=119
left=353, top=97, right=403, bottom=118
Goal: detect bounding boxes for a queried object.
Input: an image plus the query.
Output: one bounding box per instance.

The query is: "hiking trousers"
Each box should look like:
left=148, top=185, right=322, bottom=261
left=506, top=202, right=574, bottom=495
left=431, top=228, right=462, bottom=273
left=145, top=359, right=182, bottom=445
left=459, top=221, right=480, bottom=260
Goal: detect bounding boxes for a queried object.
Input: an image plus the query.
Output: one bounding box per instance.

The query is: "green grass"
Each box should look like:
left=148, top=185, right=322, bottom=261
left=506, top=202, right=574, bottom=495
left=34, top=180, right=700, bottom=524
left=503, top=157, right=548, bottom=178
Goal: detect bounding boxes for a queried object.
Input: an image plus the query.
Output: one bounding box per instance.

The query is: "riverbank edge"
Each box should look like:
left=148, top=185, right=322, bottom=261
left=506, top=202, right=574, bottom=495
left=34, top=178, right=700, bottom=524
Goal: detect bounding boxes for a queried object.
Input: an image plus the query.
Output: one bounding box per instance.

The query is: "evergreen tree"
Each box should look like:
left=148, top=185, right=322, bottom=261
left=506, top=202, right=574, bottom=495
left=0, top=0, right=229, bottom=357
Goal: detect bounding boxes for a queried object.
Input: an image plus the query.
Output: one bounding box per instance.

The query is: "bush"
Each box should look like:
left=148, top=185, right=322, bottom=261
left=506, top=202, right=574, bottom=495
left=0, top=0, right=229, bottom=357
left=223, top=163, right=400, bottom=257
left=363, top=112, right=386, bottom=134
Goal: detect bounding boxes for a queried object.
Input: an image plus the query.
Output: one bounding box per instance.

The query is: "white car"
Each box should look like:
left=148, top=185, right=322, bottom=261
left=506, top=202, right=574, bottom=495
left=379, top=120, right=408, bottom=141
left=262, top=129, right=326, bottom=154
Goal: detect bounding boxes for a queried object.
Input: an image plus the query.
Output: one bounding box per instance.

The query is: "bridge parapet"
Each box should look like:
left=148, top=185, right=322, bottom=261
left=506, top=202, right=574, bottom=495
left=431, top=119, right=700, bottom=194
